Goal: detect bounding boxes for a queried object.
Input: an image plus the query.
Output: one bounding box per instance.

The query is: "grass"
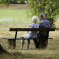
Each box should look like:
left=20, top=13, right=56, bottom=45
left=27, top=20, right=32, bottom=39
left=0, top=9, right=27, bottom=18
left=0, top=9, right=59, bottom=59
left=0, top=9, right=32, bottom=25
left=0, top=50, right=59, bottom=59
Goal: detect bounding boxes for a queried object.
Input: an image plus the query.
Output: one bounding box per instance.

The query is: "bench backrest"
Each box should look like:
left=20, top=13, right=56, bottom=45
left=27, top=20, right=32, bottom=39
left=9, top=28, right=55, bottom=40
left=9, top=28, right=55, bottom=31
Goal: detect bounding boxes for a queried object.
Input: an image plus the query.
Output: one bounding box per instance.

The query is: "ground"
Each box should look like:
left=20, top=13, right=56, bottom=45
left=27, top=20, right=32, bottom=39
left=0, top=4, right=28, bottom=9
left=0, top=4, right=59, bottom=59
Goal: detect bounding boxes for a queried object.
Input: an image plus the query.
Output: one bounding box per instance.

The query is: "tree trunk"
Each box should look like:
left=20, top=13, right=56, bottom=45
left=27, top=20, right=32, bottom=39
left=21, top=0, right=24, bottom=3
left=46, top=18, right=54, bottom=27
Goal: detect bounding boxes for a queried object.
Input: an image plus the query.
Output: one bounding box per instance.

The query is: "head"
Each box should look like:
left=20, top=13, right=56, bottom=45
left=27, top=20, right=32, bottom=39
left=39, top=13, right=45, bottom=21
left=32, top=16, right=38, bottom=23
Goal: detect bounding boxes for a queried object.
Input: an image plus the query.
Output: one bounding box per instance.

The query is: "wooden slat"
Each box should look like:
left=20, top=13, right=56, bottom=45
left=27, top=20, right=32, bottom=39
left=2, top=37, right=53, bottom=40
left=9, top=28, right=55, bottom=31
left=49, top=28, right=55, bottom=31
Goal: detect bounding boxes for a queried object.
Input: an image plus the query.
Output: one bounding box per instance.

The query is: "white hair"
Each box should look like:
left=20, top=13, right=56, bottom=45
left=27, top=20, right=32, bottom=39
left=39, top=13, right=45, bottom=18
left=32, top=16, right=38, bottom=22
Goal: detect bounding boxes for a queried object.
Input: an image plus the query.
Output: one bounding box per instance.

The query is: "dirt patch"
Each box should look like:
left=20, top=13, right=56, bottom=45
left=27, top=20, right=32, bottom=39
left=0, top=4, right=29, bottom=9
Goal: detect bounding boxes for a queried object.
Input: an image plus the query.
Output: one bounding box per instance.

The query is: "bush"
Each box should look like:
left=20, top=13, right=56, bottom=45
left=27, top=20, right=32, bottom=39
left=28, top=0, right=59, bottom=27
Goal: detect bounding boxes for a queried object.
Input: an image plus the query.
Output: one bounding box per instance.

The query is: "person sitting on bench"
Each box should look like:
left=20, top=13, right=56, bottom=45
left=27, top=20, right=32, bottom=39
left=33, top=13, right=50, bottom=48
left=21, top=16, right=39, bottom=49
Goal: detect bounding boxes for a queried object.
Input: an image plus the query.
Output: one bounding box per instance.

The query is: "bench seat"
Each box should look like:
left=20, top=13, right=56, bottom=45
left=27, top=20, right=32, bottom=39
left=3, top=37, right=53, bottom=40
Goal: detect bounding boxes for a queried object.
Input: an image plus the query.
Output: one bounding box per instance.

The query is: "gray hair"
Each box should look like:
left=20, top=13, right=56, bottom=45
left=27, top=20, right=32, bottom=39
left=32, top=16, right=38, bottom=22
left=39, top=13, right=45, bottom=18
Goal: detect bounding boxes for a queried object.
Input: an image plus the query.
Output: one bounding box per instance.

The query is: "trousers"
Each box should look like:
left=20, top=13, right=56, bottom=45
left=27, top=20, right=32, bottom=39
left=33, top=33, right=48, bottom=48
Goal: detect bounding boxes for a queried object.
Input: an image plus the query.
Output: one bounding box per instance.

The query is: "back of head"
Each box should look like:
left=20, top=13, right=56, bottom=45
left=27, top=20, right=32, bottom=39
left=39, top=13, right=45, bottom=18
left=32, top=16, right=38, bottom=23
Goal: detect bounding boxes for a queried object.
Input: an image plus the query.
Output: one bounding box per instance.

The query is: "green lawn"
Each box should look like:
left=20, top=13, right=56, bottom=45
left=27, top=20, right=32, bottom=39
left=0, top=9, right=27, bottom=18
left=0, top=9, right=32, bottom=25
left=0, top=9, right=59, bottom=59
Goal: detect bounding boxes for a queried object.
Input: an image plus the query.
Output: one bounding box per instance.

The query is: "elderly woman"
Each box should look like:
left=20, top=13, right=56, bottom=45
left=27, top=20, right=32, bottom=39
left=21, top=16, right=39, bottom=49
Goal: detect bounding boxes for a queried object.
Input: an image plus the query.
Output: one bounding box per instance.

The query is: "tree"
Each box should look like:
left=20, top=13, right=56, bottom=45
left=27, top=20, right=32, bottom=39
left=9, top=0, right=17, bottom=4
left=21, top=0, right=24, bottom=3
left=28, top=0, right=59, bottom=27
left=0, top=0, right=26, bottom=5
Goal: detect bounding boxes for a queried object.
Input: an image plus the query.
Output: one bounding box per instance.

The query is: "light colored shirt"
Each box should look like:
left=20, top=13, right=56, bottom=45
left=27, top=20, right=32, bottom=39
left=23, top=24, right=39, bottom=38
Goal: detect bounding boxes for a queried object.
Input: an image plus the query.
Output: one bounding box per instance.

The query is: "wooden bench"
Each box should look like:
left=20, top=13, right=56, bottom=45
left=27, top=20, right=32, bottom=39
left=3, top=28, right=55, bottom=49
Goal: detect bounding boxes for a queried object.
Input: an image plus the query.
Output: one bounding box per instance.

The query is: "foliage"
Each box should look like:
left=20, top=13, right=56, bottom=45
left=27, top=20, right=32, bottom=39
left=0, top=0, right=59, bottom=27
left=0, top=0, right=27, bottom=5
left=28, top=0, right=59, bottom=27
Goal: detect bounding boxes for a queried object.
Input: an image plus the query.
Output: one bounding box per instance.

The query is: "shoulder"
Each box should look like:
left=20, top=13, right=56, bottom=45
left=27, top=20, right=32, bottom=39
left=39, top=19, right=50, bottom=23
left=45, top=19, right=49, bottom=22
left=28, top=24, right=34, bottom=28
left=29, top=24, right=39, bottom=28
left=39, top=21, right=43, bottom=25
left=36, top=24, right=39, bottom=26
left=36, top=24, right=39, bottom=28
left=45, top=19, right=50, bottom=24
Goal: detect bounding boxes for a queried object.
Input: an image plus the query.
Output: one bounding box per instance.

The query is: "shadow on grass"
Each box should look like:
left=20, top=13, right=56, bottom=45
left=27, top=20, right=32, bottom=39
left=0, top=51, right=57, bottom=59
left=0, top=44, right=7, bottom=53
left=0, top=47, right=58, bottom=59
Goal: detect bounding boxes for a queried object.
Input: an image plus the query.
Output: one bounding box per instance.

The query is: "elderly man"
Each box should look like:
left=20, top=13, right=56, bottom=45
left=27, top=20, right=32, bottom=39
left=33, top=13, right=50, bottom=48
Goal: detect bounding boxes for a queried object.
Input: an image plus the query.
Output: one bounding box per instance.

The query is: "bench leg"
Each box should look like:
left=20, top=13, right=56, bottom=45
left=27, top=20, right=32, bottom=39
left=39, top=39, right=48, bottom=48
left=8, top=39, right=16, bottom=49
